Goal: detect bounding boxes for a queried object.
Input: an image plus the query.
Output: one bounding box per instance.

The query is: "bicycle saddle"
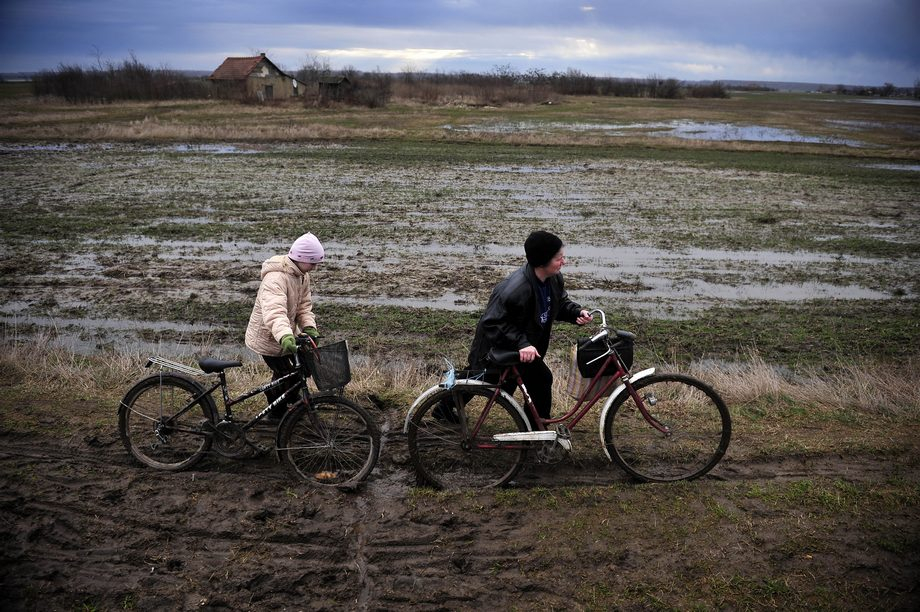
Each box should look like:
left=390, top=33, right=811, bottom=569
left=198, top=358, right=243, bottom=373
left=486, top=348, right=521, bottom=366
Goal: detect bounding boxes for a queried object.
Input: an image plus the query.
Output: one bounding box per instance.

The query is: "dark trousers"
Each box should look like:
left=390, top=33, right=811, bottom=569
left=262, top=354, right=297, bottom=417
left=488, top=359, right=554, bottom=429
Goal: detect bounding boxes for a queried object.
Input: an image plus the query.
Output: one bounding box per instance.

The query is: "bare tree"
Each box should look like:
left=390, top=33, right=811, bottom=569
left=296, top=55, right=333, bottom=83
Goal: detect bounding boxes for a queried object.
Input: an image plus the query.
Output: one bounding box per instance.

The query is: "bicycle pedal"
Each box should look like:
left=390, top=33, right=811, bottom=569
left=250, top=441, right=272, bottom=455
left=493, top=431, right=557, bottom=443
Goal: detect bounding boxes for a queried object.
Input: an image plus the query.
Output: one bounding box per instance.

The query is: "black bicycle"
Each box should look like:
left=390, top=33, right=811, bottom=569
left=118, top=336, right=380, bottom=488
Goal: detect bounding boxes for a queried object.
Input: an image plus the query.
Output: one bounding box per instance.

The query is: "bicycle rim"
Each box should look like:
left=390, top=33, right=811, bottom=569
left=278, top=396, right=380, bottom=488
left=118, top=375, right=213, bottom=471
left=408, top=387, right=527, bottom=490
left=604, top=374, right=731, bottom=482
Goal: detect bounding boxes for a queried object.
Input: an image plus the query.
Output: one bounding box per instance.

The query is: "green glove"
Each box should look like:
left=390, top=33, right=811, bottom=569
left=280, top=334, right=297, bottom=355
left=302, top=326, right=319, bottom=339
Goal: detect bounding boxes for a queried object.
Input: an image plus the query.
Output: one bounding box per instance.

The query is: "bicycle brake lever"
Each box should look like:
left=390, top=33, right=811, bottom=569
left=589, top=328, right=609, bottom=343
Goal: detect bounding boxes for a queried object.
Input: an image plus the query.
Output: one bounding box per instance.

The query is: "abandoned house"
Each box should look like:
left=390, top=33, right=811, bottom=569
left=208, top=53, right=306, bottom=101
left=317, top=76, right=352, bottom=101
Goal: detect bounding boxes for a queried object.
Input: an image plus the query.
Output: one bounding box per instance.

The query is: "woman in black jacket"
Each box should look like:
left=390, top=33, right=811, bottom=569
left=466, top=231, right=593, bottom=427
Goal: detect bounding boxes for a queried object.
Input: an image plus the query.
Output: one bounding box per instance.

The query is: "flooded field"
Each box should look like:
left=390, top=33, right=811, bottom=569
left=1, top=92, right=919, bottom=611
left=445, top=119, right=871, bottom=146
left=0, top=90, right=918, bottom=362
left=1, top=133, right=917, bottom=358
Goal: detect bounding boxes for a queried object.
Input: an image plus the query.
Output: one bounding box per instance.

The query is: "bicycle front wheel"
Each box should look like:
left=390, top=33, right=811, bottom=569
left=118, top=373, right=216, bottom=471
left=278, top=396, right=380, bottom=488
left=603, top=373, right=731, bottom=482
left=407, top=386, right=528, bottom=490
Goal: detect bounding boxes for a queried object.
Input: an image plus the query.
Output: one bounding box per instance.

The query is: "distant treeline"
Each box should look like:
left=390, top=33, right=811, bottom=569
left=29, top=56, right=920, bottom=106
left=32, top=57, right=210, bottom=103
left=32, top=56, right=733, bottom=106
left=300, top=61, right=732, bottom=105
left=825, top=81, right=920, bottom=99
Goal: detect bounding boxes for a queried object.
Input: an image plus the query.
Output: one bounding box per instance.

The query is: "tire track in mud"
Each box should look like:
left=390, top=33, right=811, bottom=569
left=3, top=428, right=917, bottom=610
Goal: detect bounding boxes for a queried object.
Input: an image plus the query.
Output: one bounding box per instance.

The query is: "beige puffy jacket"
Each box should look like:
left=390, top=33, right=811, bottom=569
left=245, top=255, right=316, bottom=357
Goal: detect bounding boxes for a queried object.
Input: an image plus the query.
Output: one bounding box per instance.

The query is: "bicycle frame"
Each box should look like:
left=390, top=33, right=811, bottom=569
left=221, top=371, right=308, bottom=428
left=402, top=308, right=665, bottom=453
left=449, top=349, right=660, bottom=451
left=154, top=350, right=317, bottom=435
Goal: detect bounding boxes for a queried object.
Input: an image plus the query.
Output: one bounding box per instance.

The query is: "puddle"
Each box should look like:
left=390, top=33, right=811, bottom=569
left=329, top=292, right=477, bottom=311
left=445, top=120, right=866, bottom=146
left=170, top=144, right=262, bottom=154
left=0, top=314, right=238, bottom=357
left=852, top=98, right=920, bottom=107
left=860, top=163, right=920, bottom=172
left=4, top=238, right=910, bottom=353
left=308, top=241, right=903, bottom=314
left=639, top=122, right=863, bottom=145
left=0, top=142, right=351, bottom=156
left=571, top=278, right=888, bottom=303
left=0, top=143, right=91, bottom=153
left=474, top=164, right=587, bottom=174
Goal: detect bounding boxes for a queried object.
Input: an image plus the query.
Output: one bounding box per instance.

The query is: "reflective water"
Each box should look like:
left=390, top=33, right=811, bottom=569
left=444, top=120, right=867, bottom=146
left=170, top=144, right=262, bottom=154
left=324, top=242, right=898, bottom=316
left=853, top=98, right=920, bottom=107
left=861, top=163, right=920, bottom=172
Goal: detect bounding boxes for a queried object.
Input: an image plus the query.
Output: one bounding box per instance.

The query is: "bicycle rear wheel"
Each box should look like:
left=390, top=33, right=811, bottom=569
left=118, top=373, right=216, bottom=471
left=278, top=395, right=380, bottom=488
left=407, top=386, right=528, bottom=490
left=603, top=373, right=731, bottom=482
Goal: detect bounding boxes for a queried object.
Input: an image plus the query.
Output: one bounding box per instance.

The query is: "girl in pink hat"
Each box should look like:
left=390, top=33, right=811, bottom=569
left=245, top=233, right=324, bottom=420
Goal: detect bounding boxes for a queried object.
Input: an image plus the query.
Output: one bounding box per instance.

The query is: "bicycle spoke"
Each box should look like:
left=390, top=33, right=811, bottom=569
left=604, top=374, right=730, bottom=482
left=408, top=387, right=527, bottom=489
left=117, top=374, right=213, bottom=471
left=278, top=397, right=380, bottom=487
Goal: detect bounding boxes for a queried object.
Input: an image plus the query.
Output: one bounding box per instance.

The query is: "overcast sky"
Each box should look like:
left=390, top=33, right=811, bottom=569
left=1, top=0, right=918, bottom=86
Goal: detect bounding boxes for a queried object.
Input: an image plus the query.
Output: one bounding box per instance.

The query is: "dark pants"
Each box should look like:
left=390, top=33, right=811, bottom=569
left=483, top=359, right=554, bottom=429
left=437, top=359, right=555, bottom=430
left=503, top=359, right=553, bottom=429
left=262, top=354, right=297, bottom=417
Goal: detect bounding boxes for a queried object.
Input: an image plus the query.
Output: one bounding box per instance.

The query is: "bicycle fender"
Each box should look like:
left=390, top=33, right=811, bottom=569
left=597, top=367, right=656, bottom=460
left=402, top=380, right=530, bottom=433
left=403, top=384, right=443, bottom=433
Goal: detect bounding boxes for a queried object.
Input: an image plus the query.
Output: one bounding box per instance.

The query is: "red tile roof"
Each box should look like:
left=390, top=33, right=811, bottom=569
left=209, top=56, right=268, bottom=81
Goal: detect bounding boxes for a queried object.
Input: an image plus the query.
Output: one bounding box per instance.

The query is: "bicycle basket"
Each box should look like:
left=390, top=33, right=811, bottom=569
left=304, top=340, right=352, bottom=391
left=576, top=336, right=633, bottom=378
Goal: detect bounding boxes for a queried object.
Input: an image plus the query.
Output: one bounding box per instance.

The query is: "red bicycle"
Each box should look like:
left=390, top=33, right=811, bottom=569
left=405, top=309, right=731, bottom=489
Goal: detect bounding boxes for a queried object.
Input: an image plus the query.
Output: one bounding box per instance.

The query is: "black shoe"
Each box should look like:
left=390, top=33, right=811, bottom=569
left=432, top=401, right=460, bottom=424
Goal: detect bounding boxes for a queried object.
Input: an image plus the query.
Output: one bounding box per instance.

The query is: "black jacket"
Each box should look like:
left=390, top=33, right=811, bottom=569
left=467, top=264, right=582, bottom=368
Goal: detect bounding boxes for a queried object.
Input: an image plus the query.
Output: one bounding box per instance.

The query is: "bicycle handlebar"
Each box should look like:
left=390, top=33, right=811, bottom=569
left=295, top=334, right=319, bottom=349
left=587, top=308, right=609, bottom=343
left=586, top=309, right=635, bottom=344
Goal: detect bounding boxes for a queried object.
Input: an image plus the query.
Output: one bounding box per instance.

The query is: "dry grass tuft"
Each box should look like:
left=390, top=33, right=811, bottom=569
left=689, top=348, right=920, bottom=416
left=2, top=339, right=917, bottom=420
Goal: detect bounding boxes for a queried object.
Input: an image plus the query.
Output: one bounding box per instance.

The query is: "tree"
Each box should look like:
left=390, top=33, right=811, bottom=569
left=296, top=55, right=332, bottom=84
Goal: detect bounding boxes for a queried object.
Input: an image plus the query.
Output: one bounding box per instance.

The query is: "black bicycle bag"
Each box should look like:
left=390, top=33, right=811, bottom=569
left=576, top=336, right=633, bottom=377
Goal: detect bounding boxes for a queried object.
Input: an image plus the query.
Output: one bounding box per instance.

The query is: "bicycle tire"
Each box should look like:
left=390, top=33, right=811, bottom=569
left=118, top=373, right=216, bottom=471
left=407, top=386, right=528, bottom=490
left=277, top=395, right=380, bottom=488
left=603, top=373, right=731, bottom=482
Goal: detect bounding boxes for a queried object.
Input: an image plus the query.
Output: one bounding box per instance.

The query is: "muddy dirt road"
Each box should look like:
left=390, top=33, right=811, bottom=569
left=2, top=401, right=918, bottom=611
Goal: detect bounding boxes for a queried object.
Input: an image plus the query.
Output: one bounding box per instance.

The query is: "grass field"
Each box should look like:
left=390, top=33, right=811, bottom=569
left=1, top=87, right=918, bottom=610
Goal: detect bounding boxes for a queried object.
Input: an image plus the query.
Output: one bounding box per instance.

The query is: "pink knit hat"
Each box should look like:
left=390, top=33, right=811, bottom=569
left=288, top=232, right=325, bottom=264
